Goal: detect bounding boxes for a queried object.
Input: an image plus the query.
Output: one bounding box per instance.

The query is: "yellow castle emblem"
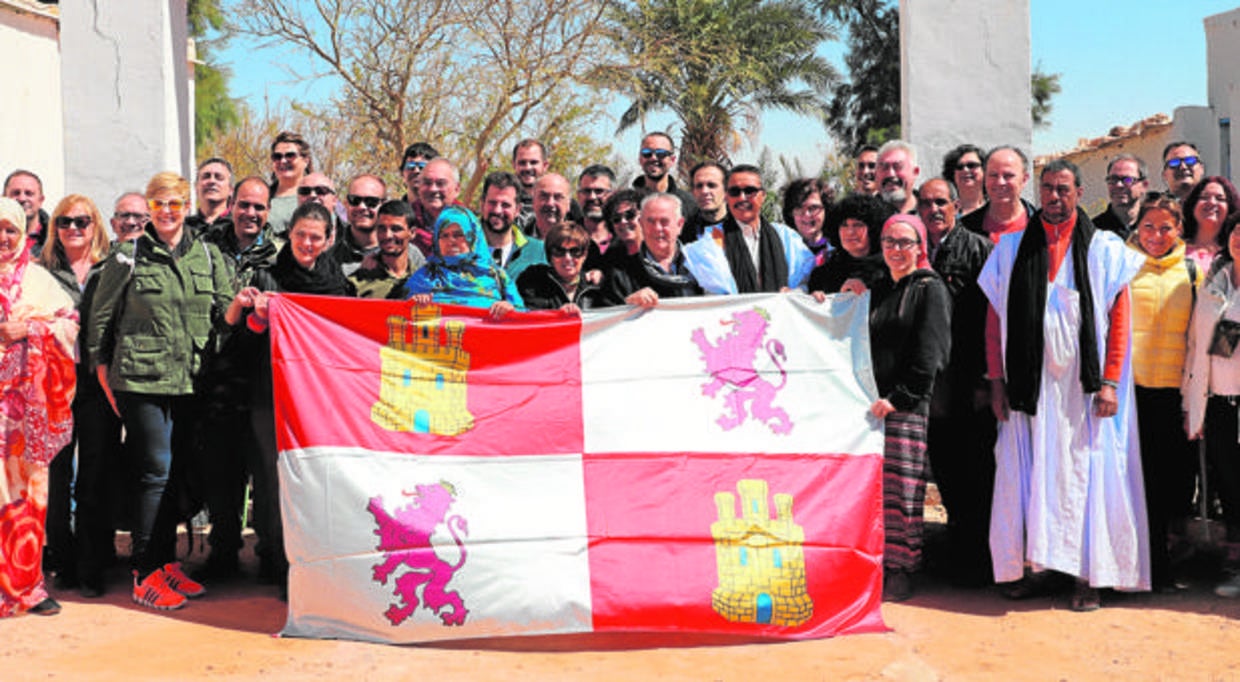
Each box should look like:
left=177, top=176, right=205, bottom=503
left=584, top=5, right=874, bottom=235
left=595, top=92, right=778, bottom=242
left=711, top=479, right=813, bottom=627
left=370, top=305, right=474, bottom=435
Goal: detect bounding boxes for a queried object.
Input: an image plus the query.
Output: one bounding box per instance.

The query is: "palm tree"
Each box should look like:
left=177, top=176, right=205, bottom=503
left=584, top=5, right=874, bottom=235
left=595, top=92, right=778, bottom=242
left=597, top=0, right=839, bottom=176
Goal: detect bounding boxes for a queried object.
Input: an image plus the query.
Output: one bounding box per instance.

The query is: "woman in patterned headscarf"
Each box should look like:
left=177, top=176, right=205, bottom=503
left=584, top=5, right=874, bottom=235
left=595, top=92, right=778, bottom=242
left=395, top=205, right=523, bottom=318
left=0, top=197, right=78, bottom=617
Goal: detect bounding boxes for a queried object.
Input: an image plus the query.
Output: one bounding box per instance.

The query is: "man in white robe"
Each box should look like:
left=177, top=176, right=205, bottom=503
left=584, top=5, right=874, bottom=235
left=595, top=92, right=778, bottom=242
left=978, top=159, right=1149, bottom=610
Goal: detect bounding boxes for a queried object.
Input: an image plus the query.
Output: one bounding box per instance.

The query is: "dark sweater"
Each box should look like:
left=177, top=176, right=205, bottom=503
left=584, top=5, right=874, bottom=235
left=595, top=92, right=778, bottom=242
left=868, top=268, right=952, bottom=414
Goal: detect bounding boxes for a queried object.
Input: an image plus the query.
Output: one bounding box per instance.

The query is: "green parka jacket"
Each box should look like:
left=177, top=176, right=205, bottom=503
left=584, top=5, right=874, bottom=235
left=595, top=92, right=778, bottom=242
left=87, top=229, right=235, bottom=395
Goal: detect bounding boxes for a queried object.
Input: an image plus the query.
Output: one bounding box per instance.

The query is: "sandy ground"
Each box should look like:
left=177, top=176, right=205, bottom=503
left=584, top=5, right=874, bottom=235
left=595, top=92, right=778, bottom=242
left=8, top=516, right=1240, bottom=681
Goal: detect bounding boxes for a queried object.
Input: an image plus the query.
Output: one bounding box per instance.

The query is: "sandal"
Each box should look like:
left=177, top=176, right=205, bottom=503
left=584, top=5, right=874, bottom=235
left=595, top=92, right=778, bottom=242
left=1069, top=582, right=1101, bottom=612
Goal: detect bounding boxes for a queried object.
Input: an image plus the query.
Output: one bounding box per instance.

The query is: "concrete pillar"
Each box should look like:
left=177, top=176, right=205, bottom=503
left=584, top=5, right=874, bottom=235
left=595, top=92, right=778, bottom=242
left=1205, top=8, right=1240, bottom=180
left=900, top=0, right=1032, bottom=190
left=60, top=0, right=192, bottom=217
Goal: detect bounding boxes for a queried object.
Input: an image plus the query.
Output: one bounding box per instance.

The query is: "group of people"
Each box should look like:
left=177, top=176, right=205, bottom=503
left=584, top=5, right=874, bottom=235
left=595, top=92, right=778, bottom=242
left=0, top=127, right=1235, bottom=619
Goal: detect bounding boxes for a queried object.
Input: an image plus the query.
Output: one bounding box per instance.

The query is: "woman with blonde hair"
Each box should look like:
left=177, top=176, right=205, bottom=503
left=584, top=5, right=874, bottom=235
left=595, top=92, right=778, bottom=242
left=40, top=195, right=123, bottom=598
left=0, top=197, right=78, bottom=617
left=88, top=172, right=234, bottom=610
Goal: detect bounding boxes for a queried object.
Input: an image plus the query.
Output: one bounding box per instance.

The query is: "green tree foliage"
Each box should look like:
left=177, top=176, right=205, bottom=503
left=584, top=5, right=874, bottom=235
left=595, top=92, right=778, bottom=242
left=817, top=0, right=899, bottom=152
left=597, top=0, right=839, bottom=178
left=189, top=0, right=239, bottom=147
left=1031, top=64, right=1062, bottom=129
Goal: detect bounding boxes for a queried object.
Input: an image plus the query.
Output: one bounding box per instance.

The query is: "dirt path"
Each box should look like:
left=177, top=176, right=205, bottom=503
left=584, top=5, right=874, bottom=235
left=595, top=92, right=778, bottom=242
left=7, top=531, right=1240, bottom=681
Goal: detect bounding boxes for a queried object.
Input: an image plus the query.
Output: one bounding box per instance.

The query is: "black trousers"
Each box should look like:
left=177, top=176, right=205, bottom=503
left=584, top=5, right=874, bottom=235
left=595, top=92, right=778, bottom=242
left=1205, top=395, right=1240, bottom=542
left=927, top=406, right=997, bottom=584
left=1136, top=386, right=1195, bottom=584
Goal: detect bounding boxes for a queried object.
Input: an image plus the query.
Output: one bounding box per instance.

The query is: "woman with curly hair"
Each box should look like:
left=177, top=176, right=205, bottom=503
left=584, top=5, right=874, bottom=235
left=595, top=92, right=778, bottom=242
left=806, top=193, right=895, bottom=294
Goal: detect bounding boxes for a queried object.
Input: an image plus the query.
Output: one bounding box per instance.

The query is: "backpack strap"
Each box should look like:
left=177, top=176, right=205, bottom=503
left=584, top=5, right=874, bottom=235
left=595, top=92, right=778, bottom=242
left=1186, top=256, right=1198, bottom=308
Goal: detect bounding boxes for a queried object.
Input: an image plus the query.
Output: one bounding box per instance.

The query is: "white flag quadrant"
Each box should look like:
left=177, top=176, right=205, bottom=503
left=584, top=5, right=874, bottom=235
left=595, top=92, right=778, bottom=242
left=279, top=448, right=593, bottom=643
left=580, top=293, right=883, bottom=455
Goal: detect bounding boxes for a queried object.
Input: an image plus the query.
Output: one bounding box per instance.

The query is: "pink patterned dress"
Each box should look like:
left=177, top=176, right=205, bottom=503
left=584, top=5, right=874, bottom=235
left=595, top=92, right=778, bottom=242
left=0, top=250, right=78, bottom=617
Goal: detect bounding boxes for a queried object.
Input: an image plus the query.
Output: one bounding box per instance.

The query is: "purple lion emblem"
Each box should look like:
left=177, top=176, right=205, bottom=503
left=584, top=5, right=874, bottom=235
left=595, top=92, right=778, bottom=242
left=691, top=306, right=792, bottom=434
left=367, top=481, right=469, bottom=626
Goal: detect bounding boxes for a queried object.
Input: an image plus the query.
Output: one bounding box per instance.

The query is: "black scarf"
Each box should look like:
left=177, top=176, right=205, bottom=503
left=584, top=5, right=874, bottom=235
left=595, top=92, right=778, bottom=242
left=722, top=216, right=788, bottom=293
left=1005, top=208, right=1101, bottom=414
left=270, top=243, right=353, bottom=296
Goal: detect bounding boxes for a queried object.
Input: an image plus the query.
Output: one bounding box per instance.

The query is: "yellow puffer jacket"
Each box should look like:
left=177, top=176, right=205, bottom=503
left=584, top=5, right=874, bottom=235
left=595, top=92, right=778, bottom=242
left=1128, top=238, right=1199, bottom=388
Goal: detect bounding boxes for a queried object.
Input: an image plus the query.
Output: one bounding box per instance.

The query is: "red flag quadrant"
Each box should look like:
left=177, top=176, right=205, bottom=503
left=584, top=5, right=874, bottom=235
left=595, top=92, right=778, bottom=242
left=583, top=453, right=885, bottom=638
left=269, top=292, right=886, bottom=643
left=268, top=295, right=583, bottom=455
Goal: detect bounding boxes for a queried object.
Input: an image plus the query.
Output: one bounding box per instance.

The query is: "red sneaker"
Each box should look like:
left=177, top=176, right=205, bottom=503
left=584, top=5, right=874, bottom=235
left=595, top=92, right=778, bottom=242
left=132, top=569, right=187, bottom=611
left=162, top=562, right=206, bottom=598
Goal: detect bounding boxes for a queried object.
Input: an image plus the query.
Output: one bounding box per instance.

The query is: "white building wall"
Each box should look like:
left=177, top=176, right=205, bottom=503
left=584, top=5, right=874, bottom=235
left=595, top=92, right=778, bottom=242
left=60, top=0, right=192, bottom=215
left=1206, top=8, right=1240, bottom=180
left=1170, top=106, right=1218, bottom=185
left=0, top=4, right=64, bottom=203
left=900, top=0, right=1032, bottom=192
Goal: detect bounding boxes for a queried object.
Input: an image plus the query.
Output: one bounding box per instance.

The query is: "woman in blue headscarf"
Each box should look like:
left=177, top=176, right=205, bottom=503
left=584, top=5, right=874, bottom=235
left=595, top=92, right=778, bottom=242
left=395, top=206, right=523, bottom=318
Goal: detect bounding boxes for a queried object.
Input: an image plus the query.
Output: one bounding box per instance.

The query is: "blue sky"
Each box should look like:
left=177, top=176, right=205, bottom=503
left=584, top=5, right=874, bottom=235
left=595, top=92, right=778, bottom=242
left=218, top=1, right=1240, bottom=174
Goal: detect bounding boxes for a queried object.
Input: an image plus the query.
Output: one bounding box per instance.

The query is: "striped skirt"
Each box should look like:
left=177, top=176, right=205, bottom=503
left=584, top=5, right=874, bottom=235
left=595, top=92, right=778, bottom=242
left=883, top=410, right=929, bottom=572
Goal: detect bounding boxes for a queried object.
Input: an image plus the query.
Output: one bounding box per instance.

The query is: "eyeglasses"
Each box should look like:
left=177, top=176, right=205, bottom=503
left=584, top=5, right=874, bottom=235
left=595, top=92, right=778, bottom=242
left=880, top=237, right=920, bottom=251
left=793, top=204, right=824, bottom=216
left=1165, top=156, right=1200, bottom=170
left=1105, top=175, right=1145, bottom=187
left=917, top=197, right=952, bottom=208
left=613, top=208, right=639, bottom=222
left=148, top=198, right=186, bottom=212
left=347, top=195, right=382, bottom=209
left=113, top=212, right=149, bottom=223
left=578, top=187, right=609, bottom=197
left=550, top=245, right=587, bottom=259
left=55, top=215, right=92, bottom=230
left=198, top=171, right=229, bottom=182
left=298, top=185, right=335, bottom=197
left=955, top=161, right=982, bottom=172
left=236, top=200, right=267, bottom=212
left=271, top=151, right=302, bottom=162
left=726, top=186, right=762, bottom=198
left=856, top=161, right=877, bottom=171
left=640, top=148, right=674, bottom=161
left=403, top=160, right=427, bottom=171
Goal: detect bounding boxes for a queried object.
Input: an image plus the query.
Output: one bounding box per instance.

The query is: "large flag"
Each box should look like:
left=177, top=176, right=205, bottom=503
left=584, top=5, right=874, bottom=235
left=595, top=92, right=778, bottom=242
left=271, top=292, right=886, bottom=644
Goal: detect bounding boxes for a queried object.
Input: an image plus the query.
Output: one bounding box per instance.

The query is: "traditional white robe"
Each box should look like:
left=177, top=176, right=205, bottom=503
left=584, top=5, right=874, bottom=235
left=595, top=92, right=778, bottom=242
left=978, top=227, right=1150, bottom=590
left=681, top=221, right=815, bottom=295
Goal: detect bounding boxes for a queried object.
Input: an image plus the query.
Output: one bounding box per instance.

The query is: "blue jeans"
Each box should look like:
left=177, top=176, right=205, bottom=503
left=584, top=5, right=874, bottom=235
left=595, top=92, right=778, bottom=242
left=116, top=392, right=194, bottom=574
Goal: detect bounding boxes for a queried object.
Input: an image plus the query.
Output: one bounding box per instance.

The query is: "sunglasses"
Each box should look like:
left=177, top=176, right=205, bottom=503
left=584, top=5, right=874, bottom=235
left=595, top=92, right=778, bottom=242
left=640, top=148, right=674, bottom=161
left=55, top=215, right=93, bottom=230
left=726, top=186, right=762, bottom=198
left=113, top=212, right=149, bottom=223
left=148, top=198, right=186, bottom=212
left=298, top=185, right=335, bottom=197
left=347, top=195, right=382, bottom=209
left=1105, top=175, right=1145, bottom=187
left=1165, top=156, right=1200, bottom=170
left=404, top=160, right=427, bottom=171
left=271, top=151, right=302, bottom=162
left=955, top=161, right=982, bottom=172
left=550, top=245, right=587, bottom=259
left=613, top=208, right=639, bottom=222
